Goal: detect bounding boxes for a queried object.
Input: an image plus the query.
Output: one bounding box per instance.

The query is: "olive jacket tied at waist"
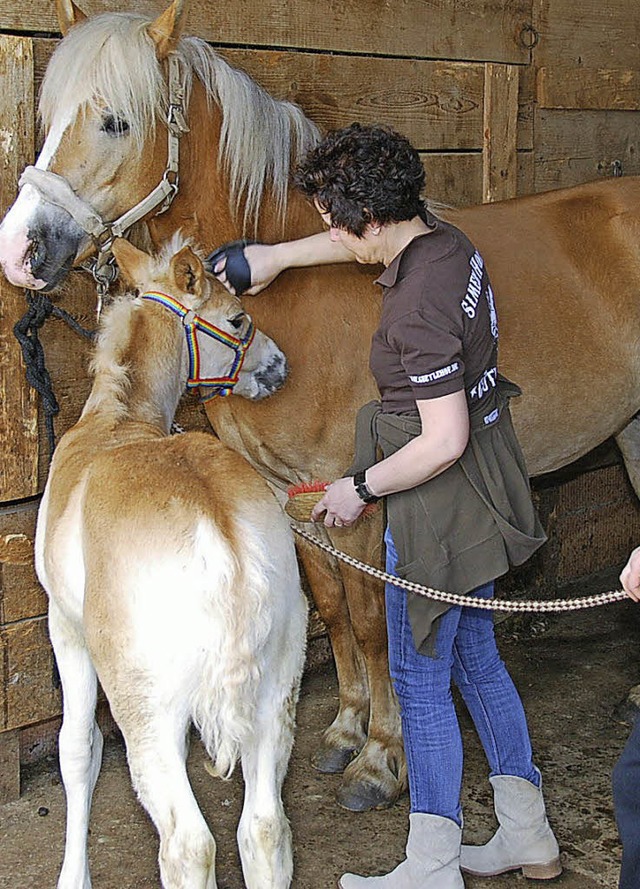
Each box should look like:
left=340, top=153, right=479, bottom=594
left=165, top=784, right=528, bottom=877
left=347, top=377, right=546, bottom=656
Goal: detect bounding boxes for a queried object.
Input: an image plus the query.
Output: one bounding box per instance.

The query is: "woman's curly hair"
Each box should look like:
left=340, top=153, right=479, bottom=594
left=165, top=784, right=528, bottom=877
left=293, top=123, right=426, bottom=237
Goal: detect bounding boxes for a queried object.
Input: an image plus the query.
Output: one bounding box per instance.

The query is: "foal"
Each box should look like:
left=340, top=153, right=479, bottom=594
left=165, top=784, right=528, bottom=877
left=35, top=237, right=307, bottom=889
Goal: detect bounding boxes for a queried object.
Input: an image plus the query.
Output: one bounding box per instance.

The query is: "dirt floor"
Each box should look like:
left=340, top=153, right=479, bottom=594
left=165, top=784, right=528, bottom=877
left=1, top=578, right=639, bottom=889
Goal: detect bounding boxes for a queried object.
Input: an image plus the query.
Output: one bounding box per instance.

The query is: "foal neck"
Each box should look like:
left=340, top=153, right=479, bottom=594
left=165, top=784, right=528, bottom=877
left=82, top=297, right=186, bottom=435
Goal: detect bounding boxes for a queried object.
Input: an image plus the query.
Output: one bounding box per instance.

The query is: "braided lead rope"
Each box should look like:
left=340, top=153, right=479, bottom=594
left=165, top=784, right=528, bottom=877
left=13, top=291, right=95, bottom=458
left=292, top=525, right=628, bottom=612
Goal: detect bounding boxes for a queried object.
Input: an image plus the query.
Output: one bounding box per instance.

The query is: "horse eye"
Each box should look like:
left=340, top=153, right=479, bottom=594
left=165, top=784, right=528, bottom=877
left=229, top=313, right=245, bottom=330
left=101, top=114, right=130, bottom=137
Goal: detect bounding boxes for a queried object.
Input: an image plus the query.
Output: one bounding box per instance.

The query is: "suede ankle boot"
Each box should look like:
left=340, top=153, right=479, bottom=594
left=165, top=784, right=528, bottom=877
left=338, top=813, right=465, bottom=888
left=460, top=774, right=561, bottom=880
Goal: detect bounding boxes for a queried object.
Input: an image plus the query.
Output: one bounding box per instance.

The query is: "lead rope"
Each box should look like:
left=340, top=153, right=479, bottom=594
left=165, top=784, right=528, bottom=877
left=291, top=525, right=628, bottom=612
left=13, top=291, right=95, bottom=458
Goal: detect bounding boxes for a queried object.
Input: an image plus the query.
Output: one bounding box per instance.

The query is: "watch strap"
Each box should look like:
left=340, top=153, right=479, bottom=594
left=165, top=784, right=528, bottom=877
left=353, top=469, right=380, bottom=504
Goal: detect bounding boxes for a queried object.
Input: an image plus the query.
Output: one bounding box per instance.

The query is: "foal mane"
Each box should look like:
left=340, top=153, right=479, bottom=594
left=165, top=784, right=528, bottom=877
left=40, top=12, right=320, bottom=230
left=86, top=234, right=197, bottom=418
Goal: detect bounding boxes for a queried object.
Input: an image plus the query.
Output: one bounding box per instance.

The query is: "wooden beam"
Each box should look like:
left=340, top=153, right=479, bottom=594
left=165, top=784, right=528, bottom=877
left=0, top=729, right=20, bottom=803
left=532, top=0, right=640, bottom=70
left=537, top=66, right=640, bottom=111
left=482, top=63, right=520, bottom=203
left=534, top=109, right=640, bottom=192
left=0, top=36, right=39, bottom=502
left=0, top=0, right=532, bottom=64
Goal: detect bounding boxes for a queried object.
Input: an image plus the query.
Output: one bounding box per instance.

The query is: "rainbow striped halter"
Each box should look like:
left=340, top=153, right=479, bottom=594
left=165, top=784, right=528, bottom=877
left=141, top=291, right=256, bottom=400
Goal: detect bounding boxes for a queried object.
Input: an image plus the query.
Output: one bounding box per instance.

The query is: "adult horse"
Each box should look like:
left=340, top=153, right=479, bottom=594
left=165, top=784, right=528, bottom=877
left=2, top=0, right=640, bottom=812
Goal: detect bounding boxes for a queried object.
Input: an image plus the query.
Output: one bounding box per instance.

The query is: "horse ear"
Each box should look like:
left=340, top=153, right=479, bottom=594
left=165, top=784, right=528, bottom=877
left=171, top=246, right=205, bottom=298
left=111, top=239, right=151, bottom=288
left=56, top=0, right=88, bottom=36
left=147, top=0, right=187, bottom=60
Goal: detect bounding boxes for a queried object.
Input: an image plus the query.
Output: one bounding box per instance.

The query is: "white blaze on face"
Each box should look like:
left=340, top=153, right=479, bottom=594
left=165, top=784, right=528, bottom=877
left=0, top=110, right=74, bottom=289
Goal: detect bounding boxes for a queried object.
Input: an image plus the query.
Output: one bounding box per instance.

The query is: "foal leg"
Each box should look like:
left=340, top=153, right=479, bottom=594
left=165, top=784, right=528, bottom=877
left=115, top=709, right=217, bottom=889
left=237, top=691, right=298, bottom=889
left=49, top=603, right=103, bottom=889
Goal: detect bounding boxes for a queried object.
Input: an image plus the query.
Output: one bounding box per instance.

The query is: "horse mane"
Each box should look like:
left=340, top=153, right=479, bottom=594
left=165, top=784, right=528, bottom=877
left=40, top=13, right=320, bottom=230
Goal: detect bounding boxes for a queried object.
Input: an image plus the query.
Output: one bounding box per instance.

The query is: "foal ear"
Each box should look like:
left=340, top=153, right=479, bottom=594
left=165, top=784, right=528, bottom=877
left=111, top=239, right=150, bottom=288
left=56, top=0, right=87, bottom=36
left=147, top=0, right=187, bottom=60
left=171, top=246, right=205, bottom=298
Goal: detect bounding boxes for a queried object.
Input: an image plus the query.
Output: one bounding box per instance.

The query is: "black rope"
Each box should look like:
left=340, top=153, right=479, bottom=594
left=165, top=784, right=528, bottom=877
left=13, top=290, right=95, bottom=459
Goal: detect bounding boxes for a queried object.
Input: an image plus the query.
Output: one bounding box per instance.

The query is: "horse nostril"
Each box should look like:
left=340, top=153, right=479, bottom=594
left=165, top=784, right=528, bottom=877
left=28, top=237, right=45, bottom=275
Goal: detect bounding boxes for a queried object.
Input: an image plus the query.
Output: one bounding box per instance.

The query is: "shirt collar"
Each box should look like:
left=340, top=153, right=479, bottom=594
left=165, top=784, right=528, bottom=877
left=374, top=218, right=439, bottom=288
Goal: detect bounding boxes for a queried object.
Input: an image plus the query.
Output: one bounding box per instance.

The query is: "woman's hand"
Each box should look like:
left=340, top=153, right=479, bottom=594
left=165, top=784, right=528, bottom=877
left=311, top=477, right=367, bottom=528
left=620, top=547, right=640, bottom=602
left=212, top=242, right=285, bottom=296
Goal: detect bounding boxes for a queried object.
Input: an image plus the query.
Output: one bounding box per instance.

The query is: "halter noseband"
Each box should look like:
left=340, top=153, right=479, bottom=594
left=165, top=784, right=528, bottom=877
left=18, top=55, right=189, bottom=300
left=141, top=291, right=256, bottom=400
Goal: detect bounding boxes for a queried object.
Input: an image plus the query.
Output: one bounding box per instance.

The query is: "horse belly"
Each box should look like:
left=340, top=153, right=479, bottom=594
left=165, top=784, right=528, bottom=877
left=36, top=479, right=88, bottom=628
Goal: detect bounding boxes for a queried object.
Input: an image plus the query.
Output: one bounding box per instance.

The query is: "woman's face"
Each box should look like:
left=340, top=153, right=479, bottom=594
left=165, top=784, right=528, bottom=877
left=314, top=201, right=381, bottom=264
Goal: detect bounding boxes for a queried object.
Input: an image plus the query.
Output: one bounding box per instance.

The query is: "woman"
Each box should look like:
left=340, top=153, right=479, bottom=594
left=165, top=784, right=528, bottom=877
left=210, top=123, right=561, bottom=888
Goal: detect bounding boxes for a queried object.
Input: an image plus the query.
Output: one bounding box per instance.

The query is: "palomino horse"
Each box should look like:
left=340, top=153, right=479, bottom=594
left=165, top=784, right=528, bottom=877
left=34, top=235, right=307, bottom=889
left=2, top=0, right=640, bottom=811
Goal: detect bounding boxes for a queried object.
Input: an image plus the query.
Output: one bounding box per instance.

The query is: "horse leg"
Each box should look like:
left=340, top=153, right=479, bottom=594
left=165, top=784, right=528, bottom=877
left=615, top=415, right=640, bottom=718
left=237, top=690, right=298, bottom=889
left=115, top=707, right=217, bottom=889
left=49, top=603, right=103, bottom=889
left=335, top=555, right=406, bottom=812
left=296, top=538, right=370, bottom=772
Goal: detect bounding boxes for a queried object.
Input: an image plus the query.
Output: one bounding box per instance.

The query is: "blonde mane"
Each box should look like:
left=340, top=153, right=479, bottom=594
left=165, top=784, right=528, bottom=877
left=40, top=13, right=320, bottom=229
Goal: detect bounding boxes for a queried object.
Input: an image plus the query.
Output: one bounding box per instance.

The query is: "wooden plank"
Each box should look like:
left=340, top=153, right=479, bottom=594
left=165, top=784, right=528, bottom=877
left=0, top=729, right=20, bottom=803
left=482, top=63, right=520, bottom=203
left=0, top=36, right=39, bottom=501
left=222, top=50, right=486, bottom=151
left=0, top=0, right=532, bottom=63
left=0, top=502, right=45, bottom=625
left=212, top=48, right=533, bottom=153
left=2, top=616, right=61, bottom=732
left=33, top=40, right=533, bottom=154
left=423, top=150, right=533, bottom=208
left=534, top=109, right=640, bottom=193
left=533, top=0, right=640, bottom=70
left=537, top=66, right=640, bottom=111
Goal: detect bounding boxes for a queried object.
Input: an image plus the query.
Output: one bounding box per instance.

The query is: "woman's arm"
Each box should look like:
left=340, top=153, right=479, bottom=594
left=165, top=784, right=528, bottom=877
left=213, top=232, right=355, bottom=296
left=311, top=390, right=470, bottom=527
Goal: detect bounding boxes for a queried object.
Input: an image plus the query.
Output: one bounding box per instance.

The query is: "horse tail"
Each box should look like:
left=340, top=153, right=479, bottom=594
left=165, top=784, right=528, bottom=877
left=189, top=513, right=273, bottom=779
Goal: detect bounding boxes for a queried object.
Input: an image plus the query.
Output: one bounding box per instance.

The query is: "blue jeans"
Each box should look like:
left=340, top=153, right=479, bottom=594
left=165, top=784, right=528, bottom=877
left=385, top=528, right=539, bottom=825
left=613, top=717, right=640, bottom=889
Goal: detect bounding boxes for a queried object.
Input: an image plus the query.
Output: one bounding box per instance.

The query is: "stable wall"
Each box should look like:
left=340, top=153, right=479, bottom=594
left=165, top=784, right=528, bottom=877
left=1, top=0, right=639, bottom=800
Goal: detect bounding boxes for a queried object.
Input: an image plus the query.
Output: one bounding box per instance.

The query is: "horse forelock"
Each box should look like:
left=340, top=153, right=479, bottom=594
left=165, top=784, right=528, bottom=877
left=40, top=13, right=167, bottom=150
left=39, top=11, right=320, bottom=229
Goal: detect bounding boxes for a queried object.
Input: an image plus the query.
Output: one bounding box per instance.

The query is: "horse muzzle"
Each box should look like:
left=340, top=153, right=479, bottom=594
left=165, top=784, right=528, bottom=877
left=245, top=352, right=289, bottom=401
left=0, top=196, right=85, bottom=291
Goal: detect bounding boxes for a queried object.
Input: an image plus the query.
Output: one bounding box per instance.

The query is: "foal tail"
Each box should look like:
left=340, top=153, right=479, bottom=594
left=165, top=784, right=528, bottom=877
left=189, top=514, right=274, bottom=779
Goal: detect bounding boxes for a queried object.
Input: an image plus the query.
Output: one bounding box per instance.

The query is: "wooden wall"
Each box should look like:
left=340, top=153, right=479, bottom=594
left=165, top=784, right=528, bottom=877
left=0, top=0, right=639, bottom=796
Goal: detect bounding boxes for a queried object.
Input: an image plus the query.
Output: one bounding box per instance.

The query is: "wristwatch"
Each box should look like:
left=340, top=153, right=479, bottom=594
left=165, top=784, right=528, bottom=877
left=353, top=469, right=380, bottom=504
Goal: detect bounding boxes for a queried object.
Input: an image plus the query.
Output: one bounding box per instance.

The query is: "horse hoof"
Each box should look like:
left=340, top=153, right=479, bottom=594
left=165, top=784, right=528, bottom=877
left=335, top=780, right=396, bottom=812
left=310, top=745, right=358, bottom=775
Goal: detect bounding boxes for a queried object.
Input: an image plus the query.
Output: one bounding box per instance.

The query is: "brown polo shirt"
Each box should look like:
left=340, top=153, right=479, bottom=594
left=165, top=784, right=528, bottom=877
left=371, top=216, right=499, bottom=424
